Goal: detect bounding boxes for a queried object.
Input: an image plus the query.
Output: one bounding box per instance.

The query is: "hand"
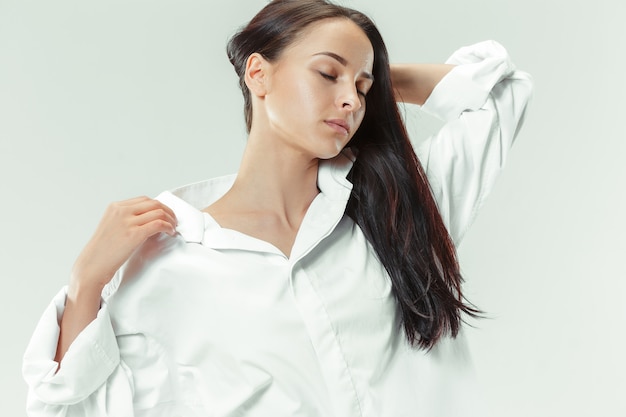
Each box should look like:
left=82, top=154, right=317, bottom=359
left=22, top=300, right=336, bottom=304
left=54, top=197, right=176, bottom=366
left=71, top=196, right=177, bottom=292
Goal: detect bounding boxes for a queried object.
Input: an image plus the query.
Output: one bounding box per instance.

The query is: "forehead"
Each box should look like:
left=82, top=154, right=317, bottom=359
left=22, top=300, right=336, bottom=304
left=282, top=18, right=374, bottom=71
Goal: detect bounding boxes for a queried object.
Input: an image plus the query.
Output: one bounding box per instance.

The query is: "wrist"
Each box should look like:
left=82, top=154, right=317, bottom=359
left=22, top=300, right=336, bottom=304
left=68, top=268, right=107, bottom=302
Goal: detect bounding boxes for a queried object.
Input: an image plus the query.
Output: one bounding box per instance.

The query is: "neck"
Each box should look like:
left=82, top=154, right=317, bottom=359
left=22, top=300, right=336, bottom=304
left=203, top=127, right=327, bottom=258
left=228, top=131, right=321, bottom=224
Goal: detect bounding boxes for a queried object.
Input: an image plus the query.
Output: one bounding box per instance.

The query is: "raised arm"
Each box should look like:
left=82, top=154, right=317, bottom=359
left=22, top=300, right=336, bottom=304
left=397, top=41, right=533, bottom=245
left=391, top=63, right=455, bottom=105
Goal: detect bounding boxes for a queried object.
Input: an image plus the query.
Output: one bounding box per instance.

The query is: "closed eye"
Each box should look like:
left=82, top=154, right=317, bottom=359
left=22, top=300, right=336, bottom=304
left=319, top=71, right=336, bottom=81
left=320, top=72, right=367, bottom=98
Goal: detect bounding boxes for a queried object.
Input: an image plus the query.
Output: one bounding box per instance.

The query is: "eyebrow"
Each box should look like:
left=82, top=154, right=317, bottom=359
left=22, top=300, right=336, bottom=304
left=313, top=51, right=375, bottom=81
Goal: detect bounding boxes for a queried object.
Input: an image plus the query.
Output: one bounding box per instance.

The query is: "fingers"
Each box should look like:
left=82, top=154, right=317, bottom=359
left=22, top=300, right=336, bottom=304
left=115, top=196, right=152, bottom=206
left=107, top=197, right=177, bottom=223
left=71, top=196, right=180, bottom=292
left=117, top=198, right=178, bottom=238
left=140, top=218, right=177, bottom=238
left=121, top=197, right=176, bottom=218
left=135, top=208, right=177, bottom=235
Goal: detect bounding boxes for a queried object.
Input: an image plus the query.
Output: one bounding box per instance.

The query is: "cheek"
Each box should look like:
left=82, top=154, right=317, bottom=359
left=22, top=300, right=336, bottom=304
left=299, top=87, right=318, bottom=109
left=269, top=79, right=312, bottom=124
left=281, top=78, right=317, bottom=116
left=297, top=81, right=324, bottom=110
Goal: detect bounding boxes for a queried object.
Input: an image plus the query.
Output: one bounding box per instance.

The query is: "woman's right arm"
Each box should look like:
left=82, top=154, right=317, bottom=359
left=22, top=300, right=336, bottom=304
left=23, top=197, right=176, bottom=416
left=55, top=197, right=177, bottom=365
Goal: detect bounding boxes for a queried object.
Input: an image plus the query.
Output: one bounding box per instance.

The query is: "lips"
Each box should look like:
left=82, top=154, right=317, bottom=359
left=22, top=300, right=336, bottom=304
left=325, top=119, right=350, bottom=135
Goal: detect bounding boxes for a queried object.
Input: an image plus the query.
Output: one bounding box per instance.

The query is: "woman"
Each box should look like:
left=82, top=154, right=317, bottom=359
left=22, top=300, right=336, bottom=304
left=23, top=0, right=533, bottom=415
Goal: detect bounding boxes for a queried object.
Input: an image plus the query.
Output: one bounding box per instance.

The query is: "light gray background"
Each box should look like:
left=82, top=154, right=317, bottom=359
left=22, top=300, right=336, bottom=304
left=1, top=0, right=624, bottom=415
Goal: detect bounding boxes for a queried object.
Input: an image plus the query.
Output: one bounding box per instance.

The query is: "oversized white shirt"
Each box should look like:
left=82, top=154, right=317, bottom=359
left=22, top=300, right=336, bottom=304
left=23, top=41, right=533, bottom=417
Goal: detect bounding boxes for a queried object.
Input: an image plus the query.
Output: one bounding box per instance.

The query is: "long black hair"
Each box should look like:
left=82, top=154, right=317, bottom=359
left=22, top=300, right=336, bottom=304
left=227, top=0, right=479, bottom=350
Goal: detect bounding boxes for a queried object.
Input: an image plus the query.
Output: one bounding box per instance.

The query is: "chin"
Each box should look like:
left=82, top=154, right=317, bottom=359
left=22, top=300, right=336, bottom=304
left=315, top=140, right=349, bottom=160
left=316, top=147, right=344, bottom=160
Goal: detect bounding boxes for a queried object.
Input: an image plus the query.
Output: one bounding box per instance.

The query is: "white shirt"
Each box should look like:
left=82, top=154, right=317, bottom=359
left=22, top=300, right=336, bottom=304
left=23, top=41, right=533, bottom=417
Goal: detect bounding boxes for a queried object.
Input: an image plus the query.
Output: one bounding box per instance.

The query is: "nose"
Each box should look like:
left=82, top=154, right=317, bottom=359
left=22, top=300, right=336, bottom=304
left=339, top=85, right=362, bottom=112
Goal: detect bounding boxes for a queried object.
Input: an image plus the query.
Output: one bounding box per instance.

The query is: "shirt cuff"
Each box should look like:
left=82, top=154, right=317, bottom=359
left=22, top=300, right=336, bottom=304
left=22, top=286, right=120, bottom=405
left=421, top=40, right=516, bottom=121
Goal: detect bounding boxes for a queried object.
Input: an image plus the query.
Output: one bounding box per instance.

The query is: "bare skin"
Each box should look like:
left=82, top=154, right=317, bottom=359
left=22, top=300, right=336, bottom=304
left=205, top=144, right=320, bottom=258
left=391, top=63, right=455, bottom=105
left=53, top=18, right=454, bottom=367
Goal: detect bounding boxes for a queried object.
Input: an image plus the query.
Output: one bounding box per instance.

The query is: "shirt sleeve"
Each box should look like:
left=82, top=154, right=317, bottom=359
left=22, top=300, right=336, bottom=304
left=414, top=40, right=534, bottom=246
left=22, top=287, right=134, bottom=416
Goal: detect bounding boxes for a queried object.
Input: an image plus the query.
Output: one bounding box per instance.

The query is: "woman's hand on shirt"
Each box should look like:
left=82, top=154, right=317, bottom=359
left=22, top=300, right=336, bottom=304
left=71, top=197, right=177, bottom=291
left=54, top=197, right=176, bottom=366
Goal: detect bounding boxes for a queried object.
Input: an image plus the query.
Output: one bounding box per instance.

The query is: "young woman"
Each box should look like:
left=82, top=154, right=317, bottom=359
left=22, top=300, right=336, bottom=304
left=23, top=0, right=532, bottom=415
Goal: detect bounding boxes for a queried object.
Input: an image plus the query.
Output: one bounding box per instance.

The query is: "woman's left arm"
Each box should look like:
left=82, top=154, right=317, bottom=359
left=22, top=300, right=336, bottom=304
left=393, top=41, right=534, bottom=247
left=390, top=63, right=455, bottom=105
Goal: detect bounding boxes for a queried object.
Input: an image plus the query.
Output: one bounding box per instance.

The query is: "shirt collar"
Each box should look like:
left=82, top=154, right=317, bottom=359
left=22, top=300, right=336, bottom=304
left=155, top=176, right=233, bottom=243
left=155, top=148, right=355, bottom=245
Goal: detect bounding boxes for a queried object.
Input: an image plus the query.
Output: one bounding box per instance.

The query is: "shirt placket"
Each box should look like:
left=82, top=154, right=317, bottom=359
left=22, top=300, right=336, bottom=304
left=289, top=263, right=364, bottom=417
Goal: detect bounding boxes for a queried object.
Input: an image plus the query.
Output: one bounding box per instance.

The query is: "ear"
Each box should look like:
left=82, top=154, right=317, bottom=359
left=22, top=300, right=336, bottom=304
left=244, top=53, right=270, bottom=97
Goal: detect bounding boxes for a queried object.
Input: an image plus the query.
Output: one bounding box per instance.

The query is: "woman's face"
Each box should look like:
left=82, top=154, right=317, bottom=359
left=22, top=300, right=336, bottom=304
left=259, top=18, right=374, bottom=159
